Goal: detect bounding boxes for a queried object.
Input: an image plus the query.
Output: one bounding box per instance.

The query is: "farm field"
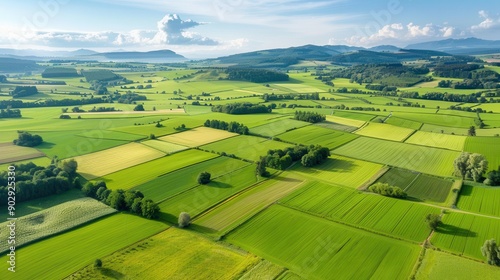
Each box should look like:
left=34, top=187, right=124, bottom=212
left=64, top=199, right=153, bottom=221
left=376, top=167, right=419, bottom=190
left=464, top=136, right=500, bottom=172
left=457, top=184, right=500, bottom=217
left=0, top=213, right=167, bottom=280
left=391, top=112, right=475, bottom=128
left=68, top=228, right=259, bottom=280
left=0, top=198, right=116, bottom=253
left=281, top=181, right=439, bottom=242
left=194, top=174, right=306, bottom=233
left=226, top=205, right=421, bottom=280
left=140, top=139, right=188, bottom=153
left=250, top=118, right=310, bottom=137
left=333, top=137, right=461, bottom=177
left=385, top=117, right=422, bottom=130
left=158, top=126, right=238, bottom=147
left=404, top=174, right=454, bottom=203
left=239, top=260, right=285, bottom=280
left=72, top=142, right=165, bottom=179
left=291, top=154, right=383, bottom=188
left=420, top=123, right=469, bottom=135
left=98, top=149, right=218, bottom=190
left=0, top=142, right=45, bottom=164
left=404, top=130, right=466, bottom=151
left=355, top=122, right=415, bottom=142
left=277, top=125, right=358, bottom=149
left=325, top=114, right=365, bottom=128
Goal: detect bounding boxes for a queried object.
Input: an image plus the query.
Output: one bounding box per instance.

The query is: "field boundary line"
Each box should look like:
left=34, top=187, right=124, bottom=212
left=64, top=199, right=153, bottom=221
left=357, top=165, right=390, bottom=191
left=401, top=129, right=417, bottom=143
left=404, top=173, right=421, bottom=192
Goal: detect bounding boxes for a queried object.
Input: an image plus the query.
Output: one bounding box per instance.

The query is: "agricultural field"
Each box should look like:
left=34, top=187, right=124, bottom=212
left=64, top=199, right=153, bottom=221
left=384, top=116, right=423, bottom=130
left=0, top=142, right=45, bottom=164
left=239, top=260, right=285, bottom=280
left=277, top=125, right=358, bottom=149
left=405, top=130, right=467, bottom=151
left=0, top=214, right=167, bottom=280
left=404, top=174, right=454, bottom=203
left=291, top=154, right=383, bottom=188
left=391, top=112, right=475, bottom=128
left=281, top=181, right=440, bottom=242
left=158, top=126, right=238, bottom=147
left=0, top=198, right=116, bottom=252
left=420, top=123, right=469, bottom=136
left=226, top=205, right=421, bottom=280
left=72, top=142, right=166, bottom=179
left=68, top=228, right=259, bottom=280
left=140, top=139, right=188, bottom=153
left=464, top=136, right=500, bottom=171
left=376, top=167, right=419, bottom=190
left=250, top=118, right=310, bottom=137
left=457, top=184, right=500, bottom=217
left=325, top=115, right=365, bottom=128
left=333, top=137, right=461, bottom=177
left=354, top=122, right=415, bottom=142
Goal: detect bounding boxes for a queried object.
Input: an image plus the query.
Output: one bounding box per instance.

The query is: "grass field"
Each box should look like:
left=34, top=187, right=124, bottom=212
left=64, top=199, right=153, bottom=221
left=405, top=174, right=454, bottom=203
left=464, top=136, right=500, bottom=171
left=420, top=123, right=469, bottom=136
left=239, top=260, right=285, bottom=280
left=194, top=174, right=305, bottom=233
left=68, top=228, right=259, bottom=280
left=0, top=213, right=167, bottom=280
left=98, top=149, right=218, bottom=190
left=325, top=115, right=365, bottom=128
left=376, top=167, right=419, bottom=190
left=201, top=135, right=292, bottom=162
left=405, top=131, right=466, bottom=151
left=0, top=198, right=116, bottom=253
left=73, top=142, right=166, bottom=179
left=226, top=205, right=421, bottom=280
left=277, top=125, right=358, bottom=149
left=392, top=112, right=475, bottom=128
left=457, top=184, right=500, bottom=217
left=431, top=212, right=500, bottom=260
left=291, top=155, right=383, bottom=188
left=333, top=137, right=461, bottom=177
left=140, top=139, right=188, bottom=153
left=281, top=181, right=439, bottom=242
left=385, top=117, right=423, bottom=130
left=355, top=122, right=415, bottom=142
left=158, top=126, right=238, bottom=147
left=250, top=118, right=310, bottom=137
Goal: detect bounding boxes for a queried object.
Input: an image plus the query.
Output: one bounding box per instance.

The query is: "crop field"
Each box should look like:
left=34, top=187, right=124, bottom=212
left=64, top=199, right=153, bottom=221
left=194, top=174, right=306, bottom=233
left=281, top=181, right=439, bottom=241
left=420, top=123, right=469, bottom=136
left=140, top=139, right=188, bottom=153
left=291, top=154, right=383, bottom=188
left=201, top=135, right=292, bottom=162
left=323, top=115, right=364, bottom=128
left=250, top=118, right=310, bottom=137
left=331, top=111, right=376, bottom=121
left=73, top=142, right=165, bottom=179
left=464, top=136, right=500, bottom=171
left=68, top=228, right=259, bottom=280
left=226, top=205, right=421, bottom=280
left=431, top=212, right=500, bottom=260
left=75, top=130, right=145, bottom=141
left=0, top=213, right=167, bottom=280
left=405, top=174, right=454, bottom=203
left=456, top=184, right=500, bottom=217
left=333, top=137, right=461, bottom=177
left=99, top=149, right=218, bottom=190
left=376, top=167, right=419, bottom=190
left=404, top=130, right=466, bottom=151
left=384, top=117, right=423, bottom=130
left=158, top=126, right=238, bottom=147
left=158, top=164, right=260, bottom=222
left=0, top=198, right=116, bottom=253
left=392, top=112, right=475, bottom=128
left=0, top=142, right=45, bottom=164
left=354, top=123, right=415, bottom=142
left=239, top=260, right=285, bottom=280
left=277, top=125, right=358, bottom=149
left=313, top=120, right=358, bottom=132
left=133, top=156, right=250, bottom=201
left=278, top=271, right=305, bottom=280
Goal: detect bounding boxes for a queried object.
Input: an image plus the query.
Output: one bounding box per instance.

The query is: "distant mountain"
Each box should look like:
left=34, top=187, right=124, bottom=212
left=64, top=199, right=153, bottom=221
left=368, top=45, right=400, bottom=52
left=0, top=57, right=44, bottom=73
left=406, top=38, right=500, bottom=54
left=84, top=50, right=186, bottom=63
left=0, top=48, right=97, bottom=57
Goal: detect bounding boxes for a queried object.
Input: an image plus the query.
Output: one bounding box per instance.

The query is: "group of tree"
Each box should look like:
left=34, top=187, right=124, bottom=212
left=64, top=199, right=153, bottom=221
left=13, top=131, right=43, bottom=147
left=0, top=159, right=79, bottom=206
left=114, top=92, right=147, bottom=104
left=425, top=213, right=441, bottom=230
left=225, top=68, right=289, bottom=83
left=368, top=182, right=407, bottom=199
left=365, top=84, right=397, bottom=91
left=262, top=92, right=320, bottom=101
left=433, top=63, right=483, bottom=78
left=211, top=102, right=272, bottom=114
left=257, top=145, right=330, bottom=176
left=453, top=152, right=489, bottom=182
left=133, top=104, right=145, bottom=111
left=10, top=86, right=39, bottom=98
left=293, top=111, right=326, bottom=123
left=82, top=181, right=160, bottom=219
left=0, top=108, right=21, bottom=118
left=41, top=67, right=80, bottom=78
left=481, top=239, right=500, bottom=266
left=399, top=91, right=483, bottom=103
left=203, top=119, right=249, bottom=135
left=484, top=166, right=500, bottom=186
left=0, top=97, right=107, bottom=109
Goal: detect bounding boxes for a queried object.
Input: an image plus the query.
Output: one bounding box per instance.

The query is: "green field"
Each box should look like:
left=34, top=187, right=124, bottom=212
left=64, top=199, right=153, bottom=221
left=68, top=228, right=259, bottom=280
left=159, top=126, right=238, bottom=147
left=420, top=123, right=469, bottom=136
left=0, top=213, right=167, bottom=280
left=355, top=122, right=415, bottom=142
left=405, top=130, right=466, bottom=151
left=281, top=181, right=439, bottom=242
left=277, top=125, right=358, bottom=149
left=239, top=260, right=285, bottom=280
left=405, top=174, right=454, bottom=203
left=392, top=112, right=475, bottom=128
left=140, top=139, right=188, bottom=153
left=464, top=136, right=500, bottom=171
left=376, top=167, right=419, bottom=190
left=250, top=118, right=310, bottom=137
left=333, top=137, right=461, bottom=177
left=385, top=117, right=423, bottom=130
left=457, top=184, right=500, bottom=217
left=325, top=115, right=365, bottom=128
left=226, top=205, right=421, bottom=280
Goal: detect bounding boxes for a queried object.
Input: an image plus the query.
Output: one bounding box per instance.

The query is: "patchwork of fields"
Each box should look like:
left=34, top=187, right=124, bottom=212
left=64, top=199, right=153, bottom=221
left=355, top=122, right=415, bottom=142
left=277, top=125, right=358, bottom=149
left=456, top=184, right=500, bottom=217
left=405, top=130, right=466, bottom=151
left=158, top=126, right=238, bottom=147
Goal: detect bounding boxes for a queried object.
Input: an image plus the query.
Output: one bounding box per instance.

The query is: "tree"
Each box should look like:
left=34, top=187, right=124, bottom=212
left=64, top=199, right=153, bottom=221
left=141, top=199, right=160, bottom=219
left=481, top=239, right=500, bottom=266
left=60, top=159, right=78, bottom=176
left=256, top=156, right=270, bottom=177
left=107, top=190, right=126, bottom=210
left=13, top=131, right=43, bottom=147
left=425, top=213, right=441, bottom=230
left=178, top=212, right=191, bottom=228
left=133, top=104, right=145, bottom=111
left=453, top=152, right=488, bottom=182
left=197, top=172, right=211, bottom=184
left=468, top=126, right=476, bottom=136
left=368, top=183, right=407, bottom=198
left=94, top=259, right=103, bottom=269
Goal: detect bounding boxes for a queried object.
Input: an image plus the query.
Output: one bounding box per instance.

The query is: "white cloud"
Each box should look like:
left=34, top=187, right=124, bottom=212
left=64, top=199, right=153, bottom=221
left=471, top=10, right=500, bottom=31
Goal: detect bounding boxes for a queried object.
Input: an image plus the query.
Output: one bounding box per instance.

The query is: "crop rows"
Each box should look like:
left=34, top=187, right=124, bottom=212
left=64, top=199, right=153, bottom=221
left=456, top=184, right=500, bottom=217
left=405, top=131, right=466, bottom=151
left=277, top=125, right=358, bottom=149
left=251, top=118, right=310, bottom=137
left=405, top=174, right=454, bottom=203
left=159, top=127, right=238, bottom=147
left=355, top=122, right=415, bottom=142
left=464, top=136, right=500, bottom=172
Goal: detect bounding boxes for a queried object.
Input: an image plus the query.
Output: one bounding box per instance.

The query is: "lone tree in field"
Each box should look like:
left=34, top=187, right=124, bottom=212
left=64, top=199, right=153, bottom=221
left=197, top=172, right=211, bottom=184
left=13, top=131, right=43, bottom=147
left=94, top=259, right=103, bottom=269
left=133, top=104, right=145, bottom=111
left=453, top=152, right=488, bottom=182
left=178, top=212, right=191, bottom=228
left=468, top=126, right=476, bottom=136
left=481, top=239, right=500, bottom=266
left=425, top=213, right=441, bottom=230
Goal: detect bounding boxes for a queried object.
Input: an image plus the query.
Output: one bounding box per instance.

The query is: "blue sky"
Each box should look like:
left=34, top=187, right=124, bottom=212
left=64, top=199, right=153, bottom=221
left=0, top=0, right=499, bottom=58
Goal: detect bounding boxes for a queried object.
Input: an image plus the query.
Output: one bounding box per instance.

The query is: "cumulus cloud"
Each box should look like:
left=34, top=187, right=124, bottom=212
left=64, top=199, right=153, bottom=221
left=471, top=10, right=500, bottom=31
left=154, top=14, right=218, bottom=45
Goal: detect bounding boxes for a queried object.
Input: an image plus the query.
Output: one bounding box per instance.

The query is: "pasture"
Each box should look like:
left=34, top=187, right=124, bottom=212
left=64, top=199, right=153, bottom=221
left=0, top=142, right=45, bottom=164
left=464, top=136, right=500, bottom=171
left=457, top=184, right=500, bottom=217
left=355, top=122, right=415, bottom=142
left=405, top=130, right=466, bottom=151
left=250, top=118, right=310, bottom=137
left=158, top=126, right=238, bottom=147
left=277, top=125, right=358, bottom=149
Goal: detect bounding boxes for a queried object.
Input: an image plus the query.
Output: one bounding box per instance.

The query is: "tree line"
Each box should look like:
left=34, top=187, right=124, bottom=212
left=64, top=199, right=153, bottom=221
left=13, top=131, right=43, bottom=147
left=262, top=92, right=320, bottom=101
left=10, top=86, right=39, bottom=98
left=0, top=97, right=108, bottom=109
left=257, top=145, right=330, bottom=176
left=293, top=111, right=326, bottom=123
left=226, top=68, right=289, bottom=83
left=212, top=102, right=272, bottom=114
left=0, top=109, right=21, bottom=118
left=203, top=119, right=249, bottom=135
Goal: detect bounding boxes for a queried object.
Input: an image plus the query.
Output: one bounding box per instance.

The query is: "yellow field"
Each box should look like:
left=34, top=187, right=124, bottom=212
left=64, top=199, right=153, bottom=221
left=158, top=127, right=238, bottom=147
left=326, top=115, right=365, bottom=128
left=0, top=143, right=45, bottom=164
left=73, top=143, right=165, bottom=179
left=405, top=131, right=466, bottom=151
left=355, top=123, right=414, bottom=142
